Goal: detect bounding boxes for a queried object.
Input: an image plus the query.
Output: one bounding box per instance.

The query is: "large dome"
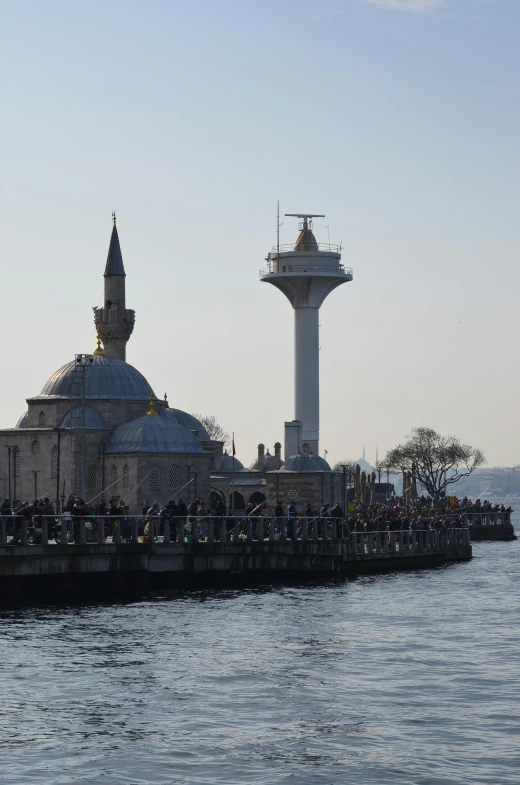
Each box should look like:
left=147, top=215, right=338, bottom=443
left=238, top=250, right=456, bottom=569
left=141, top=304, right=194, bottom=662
left=32, top=356, right=156, bottom=402
left=280, top=453, right=331, bottom=472
left=166, top=408, right=210, bottom=441
left=106, top=410, right=204, bottom=455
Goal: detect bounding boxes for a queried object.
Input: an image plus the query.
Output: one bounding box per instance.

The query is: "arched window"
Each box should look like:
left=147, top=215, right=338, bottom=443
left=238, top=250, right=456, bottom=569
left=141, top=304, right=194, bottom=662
left=123, top=464, right=130, bottom=490
left=38, top=411, right=46, bottom=427
left=126, top=412, right=135, bottom=422
left=111, top=464, right=118, bottom=490
left=150, top=464, right=160, bottom=491
left=88, top=465, right=97, bottom=489
left=14, top=447, right=20, bottom=478
left=51, top=445, right=58, bottom=478
left=31, top=439, right=41, bottom=456
left=169, top=464, right=179, bottom=491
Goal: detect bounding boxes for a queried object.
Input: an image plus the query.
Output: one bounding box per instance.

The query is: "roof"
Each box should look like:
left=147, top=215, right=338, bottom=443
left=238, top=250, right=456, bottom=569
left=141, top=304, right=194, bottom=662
left=60, top=406, right=106, bottom=430
left=220, top=453, right=245, bottom=472
left=104, top=225, right=125, bottom=276
left=15, top=412, right=28, bottom=428
left=279, top=453, right=331, bottom=472
left=106, top=409, right=205, bottom=455
left=31, top=355, right=156, bottom=402
left=166, top=408, right=211, bottom=441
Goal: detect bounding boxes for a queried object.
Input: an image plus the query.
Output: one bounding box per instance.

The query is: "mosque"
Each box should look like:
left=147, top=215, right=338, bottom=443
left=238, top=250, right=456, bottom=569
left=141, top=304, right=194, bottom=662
left=0, top=215, right=349, bottom=513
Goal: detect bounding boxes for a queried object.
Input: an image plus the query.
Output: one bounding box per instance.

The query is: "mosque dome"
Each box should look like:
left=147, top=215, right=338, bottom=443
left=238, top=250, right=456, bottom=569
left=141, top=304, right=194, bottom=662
left=280, top=453, right=331, bottom=472
left=15, top=412, right=28, bottom=428
left=32, top=356, right=156, bottom=402
left=166, top=408, right=210, bottom=441
left=60, top=406, right=106, bottom=430
left=220, top=451, right=245, bottom=472
left=250, top=449, right=283, bottom=472
left=106, top=409, right=204, bottom=455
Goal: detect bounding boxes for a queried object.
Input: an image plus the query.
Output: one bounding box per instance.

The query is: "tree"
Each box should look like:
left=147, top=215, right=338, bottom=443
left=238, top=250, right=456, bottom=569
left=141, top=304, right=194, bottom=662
left=191, top=414, right=230, bottom=447
left=379, top=427, right=485, bottom=501
left=332, top=460, right=356, bottom=473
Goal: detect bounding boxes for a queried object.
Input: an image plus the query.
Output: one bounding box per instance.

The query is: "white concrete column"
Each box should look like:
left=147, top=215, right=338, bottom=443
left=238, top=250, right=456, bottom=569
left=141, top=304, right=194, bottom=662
left=294, top=307, right=320, bottom=452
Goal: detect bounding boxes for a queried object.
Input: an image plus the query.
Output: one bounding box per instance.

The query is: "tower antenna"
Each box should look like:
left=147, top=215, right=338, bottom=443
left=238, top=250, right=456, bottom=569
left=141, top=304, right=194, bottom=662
left=277, top=200, right=280, bottom=262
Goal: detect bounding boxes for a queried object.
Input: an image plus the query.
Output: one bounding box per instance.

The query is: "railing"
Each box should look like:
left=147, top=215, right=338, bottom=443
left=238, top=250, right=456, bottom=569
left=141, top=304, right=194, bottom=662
left=260, top=264, right=353, bottom=277
left=0, top=515, right=470, bottom=551
left=270, top=243, right=342, bottom=254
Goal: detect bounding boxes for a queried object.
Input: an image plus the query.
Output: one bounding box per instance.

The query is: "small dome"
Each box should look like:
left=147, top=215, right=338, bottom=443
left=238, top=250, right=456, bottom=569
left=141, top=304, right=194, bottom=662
left=166, top=409, right=210, bottom=441
left=61, top=406, right=106, bottom=430
left=220, top=452, right=245, bottom=472
left=249, top=450, right=284, bottom=472
left=33, top=355, right=156, bottom=402
left=15, top=412, right=28, bottom=428
left=280, top=453, right=331, bottom=472
left=106, top=409, right=204, bottom=455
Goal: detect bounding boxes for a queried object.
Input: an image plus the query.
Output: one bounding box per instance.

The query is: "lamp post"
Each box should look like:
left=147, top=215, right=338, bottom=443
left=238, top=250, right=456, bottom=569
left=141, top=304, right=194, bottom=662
left=6, top=446, right=13, bottom=510
left=31, top=470, right=40, bottom=502
left=55, top=428, right=61, bottom=514
left=340, top=464, right=348, bottom=516
left=75, top=354, right=94, bottom=501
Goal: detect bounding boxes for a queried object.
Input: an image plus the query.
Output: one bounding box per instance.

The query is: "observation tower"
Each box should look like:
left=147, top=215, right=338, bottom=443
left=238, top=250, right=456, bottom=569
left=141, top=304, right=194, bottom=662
left=260, top=213, right=353, bottom=457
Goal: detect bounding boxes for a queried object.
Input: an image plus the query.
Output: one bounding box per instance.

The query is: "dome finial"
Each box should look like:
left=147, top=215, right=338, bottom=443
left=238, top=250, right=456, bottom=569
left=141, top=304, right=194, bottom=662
left=93, top=330, right=105, bottom=356
left=112, top=210, right=116, bottom=227
left=146, top=395, right=158, bottom=416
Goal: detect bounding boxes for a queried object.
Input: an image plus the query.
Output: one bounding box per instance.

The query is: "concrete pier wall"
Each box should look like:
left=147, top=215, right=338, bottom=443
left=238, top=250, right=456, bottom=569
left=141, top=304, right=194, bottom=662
left=0, top=536, right=472, bottom=601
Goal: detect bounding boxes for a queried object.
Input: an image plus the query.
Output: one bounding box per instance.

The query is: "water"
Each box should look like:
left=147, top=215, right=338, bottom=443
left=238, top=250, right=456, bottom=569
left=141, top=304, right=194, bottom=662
left=1, top=540, right=519, bottom=784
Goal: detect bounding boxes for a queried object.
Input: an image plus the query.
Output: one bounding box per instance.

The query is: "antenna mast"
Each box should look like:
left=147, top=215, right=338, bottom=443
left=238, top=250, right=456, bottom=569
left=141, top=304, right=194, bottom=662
left=277, top=200, right=280, bottom=260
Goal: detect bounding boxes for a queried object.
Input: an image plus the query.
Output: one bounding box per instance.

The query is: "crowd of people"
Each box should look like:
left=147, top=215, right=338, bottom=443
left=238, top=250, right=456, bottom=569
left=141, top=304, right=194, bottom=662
left=0, top=491, right=512, bottom=543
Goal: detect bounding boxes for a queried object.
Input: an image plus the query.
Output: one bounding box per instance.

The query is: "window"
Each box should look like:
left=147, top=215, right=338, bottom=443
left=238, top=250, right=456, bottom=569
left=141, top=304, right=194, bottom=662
left=38, top=411, right=46, bottom=427
left=287, top=489, right=298, bottom=499
left=31, top=439, right=41, bottom=456
left=150, top=464, right=160, bottom=491
left=126, top=412, right=135, bottom=422
left=88, top=465, right=97, bottom=489
left=111, top=465, right=118, bottom=490
left=123, top=464, right=130, bottom=490
left=168, top=464, right=179, bottom=491
left=51, top=445, right=58, bottom=478
left=14, top=448, right=20, bottom=478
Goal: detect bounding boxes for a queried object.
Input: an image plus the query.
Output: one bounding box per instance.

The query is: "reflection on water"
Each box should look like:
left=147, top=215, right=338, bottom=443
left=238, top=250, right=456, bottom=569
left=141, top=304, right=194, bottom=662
left=0, top=540, right=519, bottom=784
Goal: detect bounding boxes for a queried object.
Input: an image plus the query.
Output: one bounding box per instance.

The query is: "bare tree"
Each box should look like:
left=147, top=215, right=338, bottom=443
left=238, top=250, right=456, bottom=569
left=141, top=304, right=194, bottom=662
left=379, top=427, right=485, bottom=500
left=332, top=460, right=356, bottom=473
left=191, top=414, right=230, bottom=447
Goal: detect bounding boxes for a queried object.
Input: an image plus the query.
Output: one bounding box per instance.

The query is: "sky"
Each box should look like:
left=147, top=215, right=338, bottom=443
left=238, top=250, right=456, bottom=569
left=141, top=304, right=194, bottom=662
left=0, top=0, right=518, bottom=468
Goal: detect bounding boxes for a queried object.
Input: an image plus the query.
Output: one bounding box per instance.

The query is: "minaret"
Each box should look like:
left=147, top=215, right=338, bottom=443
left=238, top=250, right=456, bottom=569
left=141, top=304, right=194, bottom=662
left=94, top=213, right=135, bottom=361
left=260, top=213, right=352, bottom=455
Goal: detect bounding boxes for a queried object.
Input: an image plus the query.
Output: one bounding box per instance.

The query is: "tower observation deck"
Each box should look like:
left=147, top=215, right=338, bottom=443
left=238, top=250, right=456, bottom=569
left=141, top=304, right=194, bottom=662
left=260, top=214, right=353, bottom=456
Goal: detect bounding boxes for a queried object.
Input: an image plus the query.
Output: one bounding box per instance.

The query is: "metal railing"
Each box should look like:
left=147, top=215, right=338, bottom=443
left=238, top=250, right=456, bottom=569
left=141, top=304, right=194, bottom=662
left=0, top=515, right=470, bottom=551
left=260, top=264, right=353, bottom=277
left=269, top=243, right=342, bottom=254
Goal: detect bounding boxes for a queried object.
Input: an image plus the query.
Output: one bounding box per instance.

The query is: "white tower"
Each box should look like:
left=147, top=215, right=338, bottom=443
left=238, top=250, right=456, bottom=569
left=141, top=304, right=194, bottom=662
left=260, top=213, right=353, bottom=456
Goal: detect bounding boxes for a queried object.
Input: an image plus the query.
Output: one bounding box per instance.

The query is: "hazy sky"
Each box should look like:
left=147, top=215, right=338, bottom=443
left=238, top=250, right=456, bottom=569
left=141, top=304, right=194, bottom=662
left=0, top=0, right=518, bottom=468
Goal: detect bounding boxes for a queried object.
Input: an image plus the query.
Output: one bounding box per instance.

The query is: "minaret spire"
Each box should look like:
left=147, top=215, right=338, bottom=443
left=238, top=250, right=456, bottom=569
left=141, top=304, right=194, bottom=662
left=94, top=215, right=135, bottom=361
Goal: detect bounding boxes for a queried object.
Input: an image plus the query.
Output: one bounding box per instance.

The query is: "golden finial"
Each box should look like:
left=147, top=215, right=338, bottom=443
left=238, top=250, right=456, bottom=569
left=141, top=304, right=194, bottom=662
left=112, top=210, right=116, bottom=227
left=146, top=396, right=158, bottom=416
left=93, top=330, right=105, bottom=356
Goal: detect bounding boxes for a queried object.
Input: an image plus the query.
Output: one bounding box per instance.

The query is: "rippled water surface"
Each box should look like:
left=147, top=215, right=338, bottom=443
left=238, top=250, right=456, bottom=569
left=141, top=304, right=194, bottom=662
left=1, top=538, right=519, bottom=784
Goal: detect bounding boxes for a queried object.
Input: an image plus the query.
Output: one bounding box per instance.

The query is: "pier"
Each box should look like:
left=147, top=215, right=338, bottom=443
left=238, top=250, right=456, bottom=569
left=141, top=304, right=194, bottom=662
left=0, top=516, right=471, bottom=600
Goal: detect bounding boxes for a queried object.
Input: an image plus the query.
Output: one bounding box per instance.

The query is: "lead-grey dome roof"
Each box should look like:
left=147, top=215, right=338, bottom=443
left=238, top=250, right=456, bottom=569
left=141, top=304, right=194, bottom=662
left=220, top=452, right=245, bottom=472
left=106, top=410, right=204, bottom=454
left=15, top=412, right=28, bottom=428
left=250, top=450, right=283, bottom=472
left=31, top=356, right=156, bottom=402
left=61, top=406, right=106, bottom=430
left=166, top=409, right=210, bottom=441
left=280, top=453, right=331, bottom=472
